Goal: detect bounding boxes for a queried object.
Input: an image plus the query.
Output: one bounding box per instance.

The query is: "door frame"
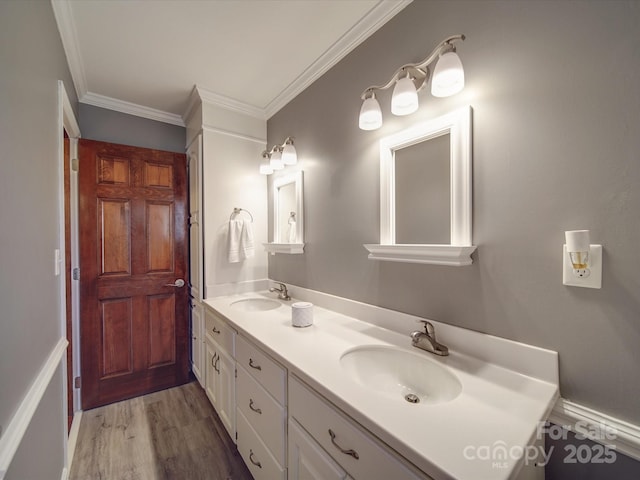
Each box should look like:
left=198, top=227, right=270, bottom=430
left=57, top=81, right=81, bottom=472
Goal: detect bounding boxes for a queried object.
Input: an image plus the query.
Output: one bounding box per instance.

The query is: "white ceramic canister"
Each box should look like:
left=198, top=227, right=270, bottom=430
left=291, top=302, right=313, bottom=327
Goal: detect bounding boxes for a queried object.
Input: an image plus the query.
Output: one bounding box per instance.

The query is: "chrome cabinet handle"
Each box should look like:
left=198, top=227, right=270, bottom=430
left=249, top=399, right=262, bottom=414
left=249, top=358, right=262, bottom=371
left=328, top=429, right=359, bottom=460
left=164, top=279, right=185, bottom=287
left=249, top=449, right=262, bottom=468
left=212, top=326, right=221, bottom=334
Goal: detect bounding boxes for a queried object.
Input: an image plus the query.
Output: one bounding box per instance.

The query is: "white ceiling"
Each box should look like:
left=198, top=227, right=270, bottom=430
left=52, top=0, right=411, bottom=126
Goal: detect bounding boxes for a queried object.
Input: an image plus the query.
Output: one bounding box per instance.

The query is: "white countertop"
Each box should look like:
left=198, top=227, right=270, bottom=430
left=204, top=290, right=558, bottom=480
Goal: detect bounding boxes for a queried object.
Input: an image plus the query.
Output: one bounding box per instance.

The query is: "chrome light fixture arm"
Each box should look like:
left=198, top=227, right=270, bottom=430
left=359, top=34, right=465, bottom=100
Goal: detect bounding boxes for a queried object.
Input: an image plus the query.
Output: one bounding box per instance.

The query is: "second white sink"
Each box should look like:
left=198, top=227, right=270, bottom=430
left=340, top=345, right=462, bottom=405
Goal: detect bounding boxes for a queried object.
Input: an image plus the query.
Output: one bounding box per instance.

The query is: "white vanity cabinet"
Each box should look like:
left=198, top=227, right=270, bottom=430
left=235, top=334, right=287, bottom=480
left=288, top=376, right=431, bottom=480
left=204, top=308, right=236, bottom=441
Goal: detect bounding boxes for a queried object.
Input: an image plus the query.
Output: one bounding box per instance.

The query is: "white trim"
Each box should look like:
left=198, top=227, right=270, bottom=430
left=60, top=467, right=69, bottom=480
left=51, top=0, right=87, bottom=101
left=81, top=92, right=185, bottom=127
left=549, top=398, right=640, bottom=462
left=263, top=243, right=305, bottom=255
left=66, top=411, right=82, bottom=473
left=0, top=338, right=68, bottom=478
left=363, top=243, right=476, bottom=266
left=195, top=86, right=267, bottom=120
left=202, top=125, right=267, bottom=145
left=264, top=0, right=413, bottom=118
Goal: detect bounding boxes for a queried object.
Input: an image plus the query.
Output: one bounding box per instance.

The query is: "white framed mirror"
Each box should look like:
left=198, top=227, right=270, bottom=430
left=264, top=170, right=305, bottom=254
left=364, top=105, right=476, bottom=266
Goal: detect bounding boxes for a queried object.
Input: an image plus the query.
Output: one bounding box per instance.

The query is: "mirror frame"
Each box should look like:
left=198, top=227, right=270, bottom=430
left=264, top=170, right=305, bottom=254
left=364, top=105, right=476, bottom=266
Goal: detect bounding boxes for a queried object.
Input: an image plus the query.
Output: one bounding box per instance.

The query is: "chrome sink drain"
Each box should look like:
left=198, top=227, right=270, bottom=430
left=404, top=393, right=420, bottom=404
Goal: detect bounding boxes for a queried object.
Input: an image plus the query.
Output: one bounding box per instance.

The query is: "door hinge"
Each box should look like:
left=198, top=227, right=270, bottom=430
left=235, top=368, right=237, bottom=379
left=72, top=267, right=80, bottom=280
left=74, top=376, right=81, bottom=389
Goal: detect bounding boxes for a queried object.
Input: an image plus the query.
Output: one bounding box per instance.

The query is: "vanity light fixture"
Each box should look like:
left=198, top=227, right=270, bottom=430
left=563, top=230, right=602, bottom=289
left=358, top=34, right=466, bottom=131
left=260, top=137, right=297, bottom=175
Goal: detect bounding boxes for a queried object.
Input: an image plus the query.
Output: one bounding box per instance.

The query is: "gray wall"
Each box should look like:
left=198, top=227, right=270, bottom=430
left=268, top=0, right=640, bottom=445
left=0, top=0, right=78, bottom=477
left=79, top=103, right=185, bottom=153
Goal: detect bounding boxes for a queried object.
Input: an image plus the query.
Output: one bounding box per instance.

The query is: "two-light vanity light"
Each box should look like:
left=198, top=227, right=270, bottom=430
left=359, top=34, right=466, bottom=131
left=260, top=137, right=297, bottom=175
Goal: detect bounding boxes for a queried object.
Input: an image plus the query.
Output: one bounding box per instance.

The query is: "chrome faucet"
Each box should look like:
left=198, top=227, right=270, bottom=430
left=269, top=282, right=291, bottom=301
left=411, top=320, right=449, bottom=356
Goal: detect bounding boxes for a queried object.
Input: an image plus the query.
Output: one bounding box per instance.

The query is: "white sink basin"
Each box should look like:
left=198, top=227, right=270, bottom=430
left=340, top=345, right=462, bottom=405
left=229, top=298, right=281, bottom=312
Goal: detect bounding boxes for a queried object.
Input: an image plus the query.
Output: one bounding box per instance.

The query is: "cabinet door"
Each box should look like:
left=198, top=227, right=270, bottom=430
left=289, top=419, right=350, bottom=480
left=204, top=343, right=218, bottom=407
left=190, top=301, right=204, bottom=386
left=217, top=346, right=236, bottom=442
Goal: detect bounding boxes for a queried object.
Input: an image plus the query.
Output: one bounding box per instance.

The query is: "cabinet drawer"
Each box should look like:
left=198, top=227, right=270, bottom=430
left=237, top=365, right=286, bottom=463
left=204, top=308, right=235, bottom=354
left=289, top=376, right=428, bottom=480
left=236, top=335, right=286, bottom=404
left=236, top=409, right=286, bottom=480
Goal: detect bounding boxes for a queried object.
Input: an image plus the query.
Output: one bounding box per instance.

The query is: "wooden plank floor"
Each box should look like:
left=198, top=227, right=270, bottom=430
left=69, top=381, right=253, bottom=480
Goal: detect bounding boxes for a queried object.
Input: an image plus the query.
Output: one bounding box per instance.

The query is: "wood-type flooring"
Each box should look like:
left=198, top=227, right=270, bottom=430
left=69, top=381, right=252, bottom=480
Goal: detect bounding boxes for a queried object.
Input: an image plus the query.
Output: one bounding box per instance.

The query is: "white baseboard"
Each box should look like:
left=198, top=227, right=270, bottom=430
left=0, top=338, right=68, bottom=479
left=60, top=467, right=69, bottom=480
left=66, top=410, right=82, bottom=473
left=550, top=398, right=640, bottom=462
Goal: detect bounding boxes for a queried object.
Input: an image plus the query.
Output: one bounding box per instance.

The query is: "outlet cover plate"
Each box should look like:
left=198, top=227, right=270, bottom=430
left=563, top=244, right=602, bottom=289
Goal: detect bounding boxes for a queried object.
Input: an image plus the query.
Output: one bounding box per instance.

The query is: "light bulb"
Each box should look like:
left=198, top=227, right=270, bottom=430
left=282, top=142, right=297, bottom=165
left=431, top=51, right=465, bottom=97
left=391, top=73, right=419, bottom=116
left=359, top=94, right=382, bottom=130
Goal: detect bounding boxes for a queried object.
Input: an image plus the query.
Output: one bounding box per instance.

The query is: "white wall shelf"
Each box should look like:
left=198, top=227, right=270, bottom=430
left=263, top=243, right=305, bottom=255
left=363, top=244, right=476, bottom=266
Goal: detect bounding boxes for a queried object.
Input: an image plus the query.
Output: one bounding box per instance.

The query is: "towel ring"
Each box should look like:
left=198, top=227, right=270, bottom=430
left=230, top=207, right=254, bottom=222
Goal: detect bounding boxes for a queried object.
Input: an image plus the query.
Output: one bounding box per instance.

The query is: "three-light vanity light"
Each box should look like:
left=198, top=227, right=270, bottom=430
left=260, top=137, right=297, bottom=175
left=359, top=34, right=466, bottom=131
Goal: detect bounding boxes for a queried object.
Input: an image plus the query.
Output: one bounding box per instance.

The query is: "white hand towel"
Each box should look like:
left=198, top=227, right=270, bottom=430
left=240, top=220, right=255, bottom=259
left=228, top=220, right=243, bottom=263
left=287, top=220, right=297, bottom=243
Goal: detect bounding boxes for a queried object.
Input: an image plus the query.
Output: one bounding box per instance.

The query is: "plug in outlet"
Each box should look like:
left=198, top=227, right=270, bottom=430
left=563, top=245, right=602, bottom=289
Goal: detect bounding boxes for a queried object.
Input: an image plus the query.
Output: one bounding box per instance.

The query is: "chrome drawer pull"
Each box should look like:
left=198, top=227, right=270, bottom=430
left=249, top=449, right=262, bottom=468
left=249, top=358, right=262, bottom=371
left=249, top=398, right=262, bottom=414
left=328, top=429, right=359, bottom=460
left=212, top=326, right=221, bottom=334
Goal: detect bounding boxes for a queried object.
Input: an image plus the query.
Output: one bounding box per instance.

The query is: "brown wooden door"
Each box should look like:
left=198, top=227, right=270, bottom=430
left=79, top=139, right=189, bottom=410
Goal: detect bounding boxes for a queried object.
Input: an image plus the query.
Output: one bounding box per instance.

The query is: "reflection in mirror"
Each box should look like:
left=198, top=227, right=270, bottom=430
left=264, top=170, right=304, bottom=254
left=364, top=105, right=475, bottom=266
left=395, top=133, right=450, bottom=244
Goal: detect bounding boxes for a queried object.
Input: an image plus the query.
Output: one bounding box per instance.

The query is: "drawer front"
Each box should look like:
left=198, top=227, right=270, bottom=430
left=204, top=308, right=235, bottom=354
left=289, top=376, right=428, bottom=480
left=236, top=409, right=286, bottom=480
left=236, top=335, right=286, bottom=403
left=237, top=365, right=286, bottom=463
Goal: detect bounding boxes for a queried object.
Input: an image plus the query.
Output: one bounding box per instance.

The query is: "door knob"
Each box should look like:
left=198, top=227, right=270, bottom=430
left=164, top=279, right=185, bottom=287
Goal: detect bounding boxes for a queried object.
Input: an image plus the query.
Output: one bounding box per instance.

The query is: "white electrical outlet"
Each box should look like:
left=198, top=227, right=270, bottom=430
left=563, top=244, right=602, bottom=289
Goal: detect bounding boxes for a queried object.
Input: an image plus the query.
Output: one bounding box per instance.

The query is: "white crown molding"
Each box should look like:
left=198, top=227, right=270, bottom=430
left=0, top=338, right=68, bottom=479
left=550, top=398, right=640, bottom=462
left=202, top=124, right=266, bottom=145
left=81, top=92, right=185, bottom=127
left=194, top=86, right=267, bottom=120
left=51, top=0, right=88, bottom=100
left=264, top=0, right=413, bottom=118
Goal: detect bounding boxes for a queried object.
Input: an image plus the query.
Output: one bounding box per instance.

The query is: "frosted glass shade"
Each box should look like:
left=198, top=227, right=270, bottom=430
left=259, top=163, right=273, bottom=175
left=270, top=150, right=284, bottom=170
left=282, top=143, right=297, bottom=165
left=359, top=95, right=382, bottom=130
left=391, top=75, right=419, bottom=116
left=431, top=51, right=465, bottom=97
